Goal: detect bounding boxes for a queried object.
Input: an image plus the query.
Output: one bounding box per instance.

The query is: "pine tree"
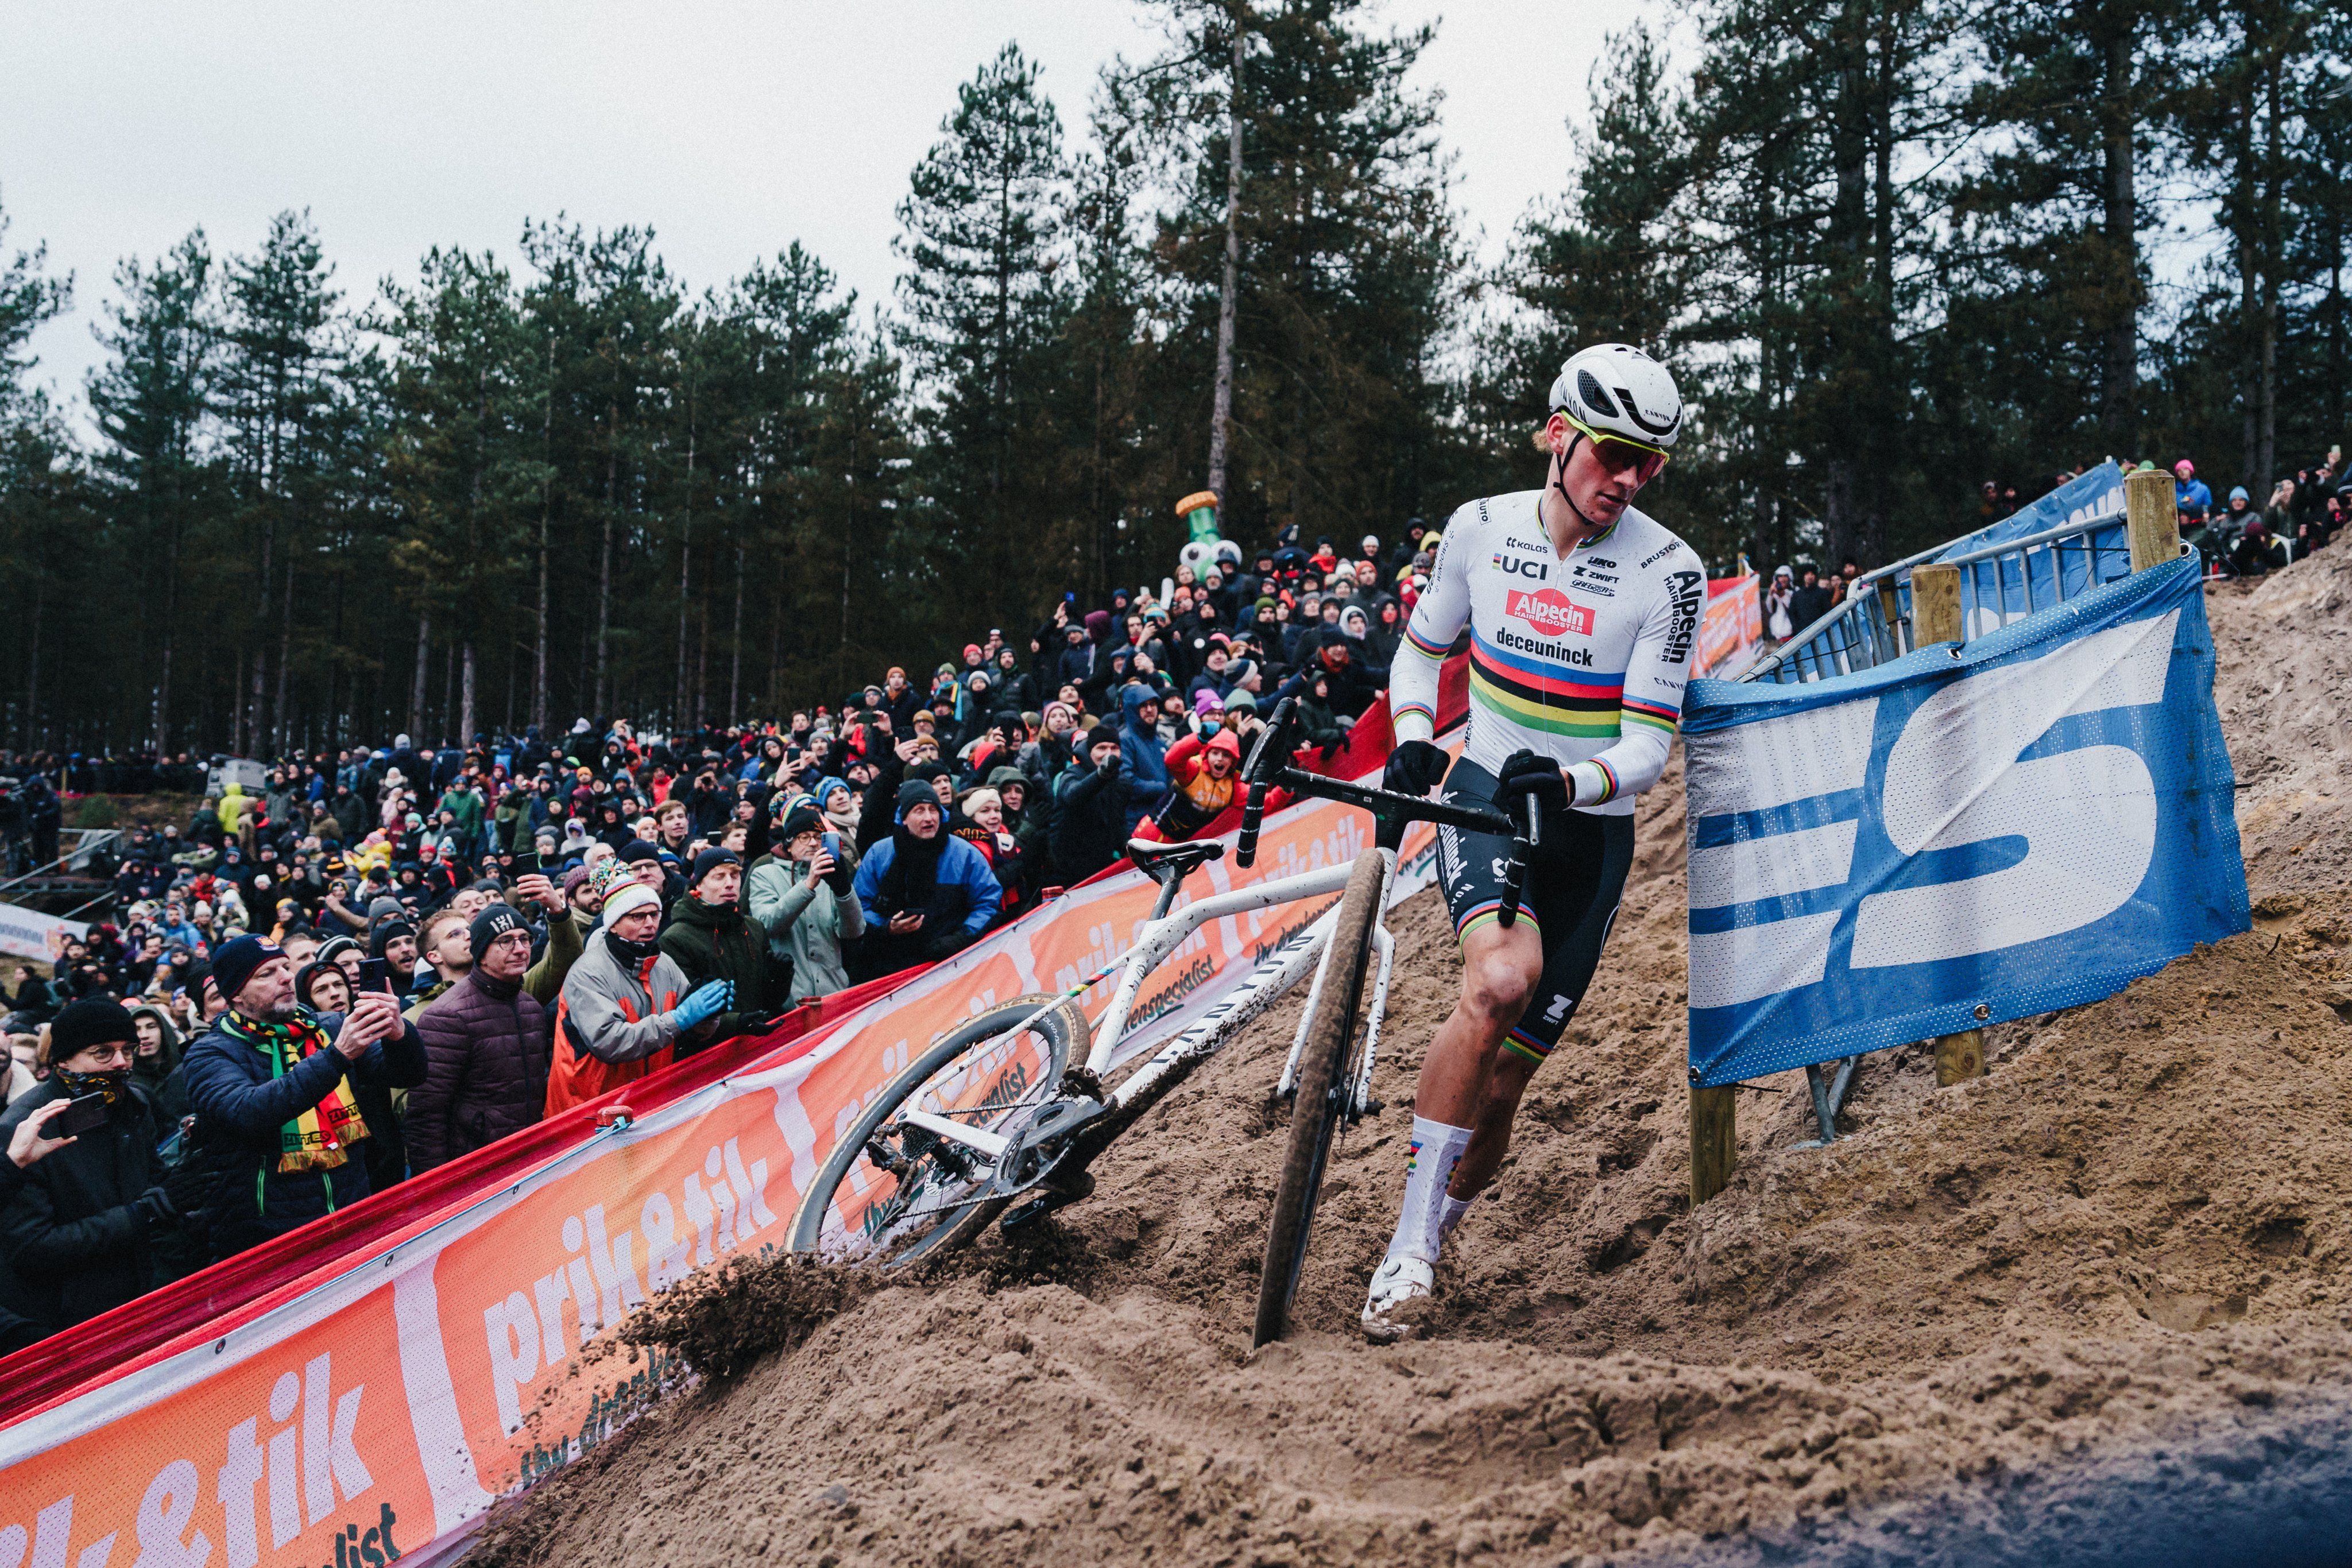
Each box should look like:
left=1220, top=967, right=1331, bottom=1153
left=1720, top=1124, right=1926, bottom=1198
left=87, top=231, right=217, bottom=750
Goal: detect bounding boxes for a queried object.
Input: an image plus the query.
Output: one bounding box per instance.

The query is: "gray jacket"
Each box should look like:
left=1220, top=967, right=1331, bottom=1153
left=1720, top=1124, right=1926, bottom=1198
left=746, top=854, right=865, bottom=1004
left=557, top=930, right=693, bottom=1066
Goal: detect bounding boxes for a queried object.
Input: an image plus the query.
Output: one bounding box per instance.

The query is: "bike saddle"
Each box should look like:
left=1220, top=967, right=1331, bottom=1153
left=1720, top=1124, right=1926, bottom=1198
left=1125, top=836, right=1225, bottom=885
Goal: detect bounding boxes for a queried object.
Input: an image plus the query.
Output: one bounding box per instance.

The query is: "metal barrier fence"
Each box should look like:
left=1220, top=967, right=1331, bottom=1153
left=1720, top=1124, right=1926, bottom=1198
left=1736, top=512, right=2140, bottom=685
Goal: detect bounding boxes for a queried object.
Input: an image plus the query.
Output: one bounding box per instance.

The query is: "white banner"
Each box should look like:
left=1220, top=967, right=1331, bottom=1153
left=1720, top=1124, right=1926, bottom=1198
left=0, top=903, right=90, bottom=962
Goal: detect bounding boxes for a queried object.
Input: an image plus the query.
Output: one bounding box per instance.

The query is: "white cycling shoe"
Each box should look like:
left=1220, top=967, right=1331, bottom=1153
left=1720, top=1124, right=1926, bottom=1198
left=1361, top=1254, right=1436, bottom=1343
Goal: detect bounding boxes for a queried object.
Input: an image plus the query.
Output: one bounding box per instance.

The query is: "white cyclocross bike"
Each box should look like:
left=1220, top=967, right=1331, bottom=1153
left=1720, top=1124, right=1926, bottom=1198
left=788, top=698, right=1539, bottom=1345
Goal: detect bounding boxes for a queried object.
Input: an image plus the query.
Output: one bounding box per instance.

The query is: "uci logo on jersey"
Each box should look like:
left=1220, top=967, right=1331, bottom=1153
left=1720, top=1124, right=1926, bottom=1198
left=1493, top=551, right=1549, bottom=580
left=1505, top=587, right=1594, bottom=637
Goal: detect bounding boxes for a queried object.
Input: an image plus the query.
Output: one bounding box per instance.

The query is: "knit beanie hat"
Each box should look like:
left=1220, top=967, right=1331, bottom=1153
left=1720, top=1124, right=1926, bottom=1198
left=774, top=801, right=825, bottom=842
left=691, top=847, right=742, bottom=887
left=369, top=921, right=414, bottom=959
left=212, top=935, right=284, bottom=1006
left=49, top=997, right=138, bottom=1061
left=601, top=881, right=663, bottom=926
left=896, top=779, right=941, bottom=819
left=470, top=903, right=528, bottom=958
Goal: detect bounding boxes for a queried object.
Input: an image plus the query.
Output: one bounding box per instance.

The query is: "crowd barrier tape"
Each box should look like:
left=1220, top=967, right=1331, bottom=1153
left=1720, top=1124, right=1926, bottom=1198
left=1684, top=555, right=2249, bottom=1085
left=0, top=667, right=1471, bottom=1568
left=1699, top=572, right=1762, bottom=675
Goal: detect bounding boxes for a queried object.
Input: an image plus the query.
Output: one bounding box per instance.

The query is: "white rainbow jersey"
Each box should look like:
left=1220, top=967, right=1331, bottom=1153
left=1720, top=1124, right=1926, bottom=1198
left=1389, top=490, right=1702, bottom=814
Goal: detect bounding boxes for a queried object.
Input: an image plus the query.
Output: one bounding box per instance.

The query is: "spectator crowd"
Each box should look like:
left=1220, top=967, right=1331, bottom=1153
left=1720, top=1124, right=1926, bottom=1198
left=0, top=526, right=1447, bottom=1351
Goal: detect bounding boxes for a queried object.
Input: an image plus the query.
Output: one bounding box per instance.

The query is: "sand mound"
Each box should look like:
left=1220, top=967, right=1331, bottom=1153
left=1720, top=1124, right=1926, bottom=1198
left=474, top=549, right=2352, bottom=1568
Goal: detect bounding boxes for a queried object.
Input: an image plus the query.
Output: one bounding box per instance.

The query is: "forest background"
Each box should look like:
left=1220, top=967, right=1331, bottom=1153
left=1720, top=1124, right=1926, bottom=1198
left=0, top=0, right=2343, bottom=756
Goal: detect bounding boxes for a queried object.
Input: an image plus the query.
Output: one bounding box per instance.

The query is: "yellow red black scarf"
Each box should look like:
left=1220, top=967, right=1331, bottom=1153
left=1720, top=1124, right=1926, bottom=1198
left=223, top=1009, right=369, bottom=1173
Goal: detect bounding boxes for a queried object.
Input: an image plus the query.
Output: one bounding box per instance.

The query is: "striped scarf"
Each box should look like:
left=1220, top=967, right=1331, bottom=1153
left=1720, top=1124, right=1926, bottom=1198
left=222, top=1009, right=370, bottom=1174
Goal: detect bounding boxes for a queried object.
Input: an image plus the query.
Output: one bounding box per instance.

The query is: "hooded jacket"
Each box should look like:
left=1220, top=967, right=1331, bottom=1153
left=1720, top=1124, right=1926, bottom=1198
left=746, top=854, right=865, bottom=1003
left=407, top=967, right=554, bottom=1172
left=1117, top=684, right=1171, bottom=831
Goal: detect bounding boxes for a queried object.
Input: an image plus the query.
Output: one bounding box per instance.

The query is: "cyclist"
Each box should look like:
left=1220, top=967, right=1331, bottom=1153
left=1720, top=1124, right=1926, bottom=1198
left=1364, top=343, right=1700, bottom=1340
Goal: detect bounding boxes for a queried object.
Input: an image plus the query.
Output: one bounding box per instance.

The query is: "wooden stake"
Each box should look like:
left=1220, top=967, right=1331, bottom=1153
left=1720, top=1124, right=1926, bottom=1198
left=2122, top=467, right=2179, bottom=573
left=1910, top=562, right=1964, bottom=646
left=1877, top=576, right=1906, bottom=655
left=1934, top=1028, right=1985, bottom=1086
left=1690, top=1083, right=1738, bottom=1206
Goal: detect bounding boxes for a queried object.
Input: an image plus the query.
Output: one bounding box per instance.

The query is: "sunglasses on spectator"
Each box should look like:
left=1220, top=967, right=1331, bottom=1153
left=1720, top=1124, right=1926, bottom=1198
left=1557, top=412, right=1670, bottom=484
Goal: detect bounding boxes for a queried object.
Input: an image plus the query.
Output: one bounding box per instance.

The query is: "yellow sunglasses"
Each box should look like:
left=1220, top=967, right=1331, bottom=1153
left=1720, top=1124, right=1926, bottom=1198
left=1556, top=411, right=1671, bottom=482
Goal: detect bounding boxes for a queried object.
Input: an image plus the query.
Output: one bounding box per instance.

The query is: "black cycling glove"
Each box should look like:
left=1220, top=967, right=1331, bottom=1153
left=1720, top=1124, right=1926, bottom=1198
left=1492, top=749, right=1569, bottom=815
left=1383, top=740, right=1448, bottom=798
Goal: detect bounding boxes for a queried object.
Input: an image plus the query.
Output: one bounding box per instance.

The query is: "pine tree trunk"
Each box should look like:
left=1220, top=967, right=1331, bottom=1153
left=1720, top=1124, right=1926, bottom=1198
left=461, top=640, right=477, bottom=751
left=2098, top=22, right=2139, bottom=450
left=2256, top=53, right=2280, bottom=491
left=729, top=540, right=744, bottom=725
left=23, top=587, right=41, bottom=752
left=1207, top=14, right=1246, bottom=500
left=154, top=513, right=182, bottom=755
left=676, top=412, right=695, bottom=728
left=597, top=399, right=618, bottom=718
left=411, top=610, right=431, bottom=741
left=273, top=555, right=294, bottom=751
left=534, top=333, right=555, bottom=735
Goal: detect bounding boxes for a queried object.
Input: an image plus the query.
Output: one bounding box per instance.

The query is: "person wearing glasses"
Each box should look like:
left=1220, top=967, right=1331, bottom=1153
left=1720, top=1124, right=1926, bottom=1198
left=1368, top=343, right=1696, bottom=1340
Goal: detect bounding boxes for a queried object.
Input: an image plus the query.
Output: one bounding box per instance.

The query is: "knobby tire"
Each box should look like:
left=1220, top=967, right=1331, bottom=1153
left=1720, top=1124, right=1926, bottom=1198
left=1253, top=849, right=1384, bottom=1347
left=787, top=994, right=1089, bottom=1267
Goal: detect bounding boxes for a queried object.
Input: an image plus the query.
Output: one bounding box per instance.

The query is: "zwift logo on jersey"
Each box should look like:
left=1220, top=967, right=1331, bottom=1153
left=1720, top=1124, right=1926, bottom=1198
left=1505, top=588, right=1593, bottom=637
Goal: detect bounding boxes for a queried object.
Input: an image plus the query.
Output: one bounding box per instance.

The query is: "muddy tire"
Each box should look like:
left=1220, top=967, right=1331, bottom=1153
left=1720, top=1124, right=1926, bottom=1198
left=1253, top=849, right=1384, bottom=1347
left=788, top=994, right=1089, bottom=1267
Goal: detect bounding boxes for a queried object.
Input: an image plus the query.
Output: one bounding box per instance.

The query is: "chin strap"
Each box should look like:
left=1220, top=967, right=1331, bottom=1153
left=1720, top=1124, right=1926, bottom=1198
left=1549, top=436, right=1608, bottom=536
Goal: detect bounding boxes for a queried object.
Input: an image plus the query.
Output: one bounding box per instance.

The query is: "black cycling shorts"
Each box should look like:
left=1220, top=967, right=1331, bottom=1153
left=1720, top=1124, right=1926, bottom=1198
left=1433, top=756, right=1635, bottom=1067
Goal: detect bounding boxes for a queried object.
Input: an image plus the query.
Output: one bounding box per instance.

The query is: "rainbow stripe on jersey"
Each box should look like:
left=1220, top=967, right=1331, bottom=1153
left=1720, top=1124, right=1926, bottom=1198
left=1468, top=628, right=1625, bottom=739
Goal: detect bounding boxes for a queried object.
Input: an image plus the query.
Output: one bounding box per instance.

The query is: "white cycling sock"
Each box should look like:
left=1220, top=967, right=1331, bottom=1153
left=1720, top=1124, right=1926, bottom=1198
left=1384, top=1115, right=1473, bottom=1265
left=1437, top=1193, right=1473, bottom=1249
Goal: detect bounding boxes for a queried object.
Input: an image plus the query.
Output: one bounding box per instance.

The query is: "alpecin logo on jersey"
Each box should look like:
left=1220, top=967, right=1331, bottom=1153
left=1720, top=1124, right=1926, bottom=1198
left=1505, top=587, right=1594, bottom=637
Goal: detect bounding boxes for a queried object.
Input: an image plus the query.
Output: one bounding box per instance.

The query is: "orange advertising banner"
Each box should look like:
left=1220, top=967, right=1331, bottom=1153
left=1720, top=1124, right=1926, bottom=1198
left=0, top=742, right=1455, bottom=1568
left=1699, top=572, right=1762, bottom=674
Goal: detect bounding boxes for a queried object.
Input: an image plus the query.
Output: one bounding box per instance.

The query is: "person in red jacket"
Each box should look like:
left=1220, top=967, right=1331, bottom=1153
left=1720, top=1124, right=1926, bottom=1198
left=1153, top=722, right=1244, bottom=842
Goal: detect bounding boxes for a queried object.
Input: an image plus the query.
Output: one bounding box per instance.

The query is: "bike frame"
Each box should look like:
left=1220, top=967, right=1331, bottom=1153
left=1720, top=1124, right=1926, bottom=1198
left=893, top=847, right=1401, bottom=1162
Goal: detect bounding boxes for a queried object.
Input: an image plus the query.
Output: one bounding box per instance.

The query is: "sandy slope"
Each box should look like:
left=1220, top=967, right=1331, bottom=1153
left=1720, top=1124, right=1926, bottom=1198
left=475, top=550, right=2352, bottom=1568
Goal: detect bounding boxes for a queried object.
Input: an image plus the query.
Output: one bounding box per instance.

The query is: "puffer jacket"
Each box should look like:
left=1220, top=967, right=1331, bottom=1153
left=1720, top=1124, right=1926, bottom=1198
left=545, top=930, right=693, bottom=1116
left=746, top=855, right=865, bottom=1003
left=177, top=1008, right=427, bottom=1265
left=406, top=969, right=553, bottom=1172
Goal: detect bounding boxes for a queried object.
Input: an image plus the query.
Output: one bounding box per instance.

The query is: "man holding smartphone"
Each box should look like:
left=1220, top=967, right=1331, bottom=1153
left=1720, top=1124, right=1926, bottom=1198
left=0, top=999, right=177, bottom=1336
left=178, top=935, right=427, bottom=1266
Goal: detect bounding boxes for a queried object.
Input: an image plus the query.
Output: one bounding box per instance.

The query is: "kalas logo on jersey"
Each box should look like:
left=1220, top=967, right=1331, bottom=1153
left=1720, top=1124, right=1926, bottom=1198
left=1506, top=587, right=1594, bottom=637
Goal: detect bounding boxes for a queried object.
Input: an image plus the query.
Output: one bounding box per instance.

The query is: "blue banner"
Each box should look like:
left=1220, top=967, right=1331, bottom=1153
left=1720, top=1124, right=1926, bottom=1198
left=1938, top=462, right=2129, bottom=637
left=1681, top=556, right=2247, bottom=1086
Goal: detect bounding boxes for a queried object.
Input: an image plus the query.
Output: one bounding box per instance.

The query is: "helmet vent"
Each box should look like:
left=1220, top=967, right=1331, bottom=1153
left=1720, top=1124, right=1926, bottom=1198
left=1577, top=370, right=1618, bottom=418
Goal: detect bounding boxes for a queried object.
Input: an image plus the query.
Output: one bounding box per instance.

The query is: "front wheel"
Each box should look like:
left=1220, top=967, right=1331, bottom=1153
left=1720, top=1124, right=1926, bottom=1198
left=1254, top=848, right=1384, bottom=1346
left=788, top=994, right=1089, bottom=1267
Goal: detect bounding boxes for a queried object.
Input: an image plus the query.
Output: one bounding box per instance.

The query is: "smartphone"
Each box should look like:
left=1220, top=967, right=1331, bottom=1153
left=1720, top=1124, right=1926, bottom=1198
left=357, top=957, right=390, bottom=995
left=513, top=847, right=541, bottom=875
left=57, top=1092, right=110, bottom=1138
left=821, top=831, right=842, bottom=860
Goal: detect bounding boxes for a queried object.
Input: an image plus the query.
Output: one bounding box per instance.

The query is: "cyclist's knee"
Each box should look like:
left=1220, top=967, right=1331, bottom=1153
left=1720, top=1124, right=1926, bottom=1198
left=1460, top=947, right=1541, bottom=1027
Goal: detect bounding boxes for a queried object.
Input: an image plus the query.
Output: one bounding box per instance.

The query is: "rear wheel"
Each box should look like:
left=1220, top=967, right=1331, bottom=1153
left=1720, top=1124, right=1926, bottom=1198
left=1254, top=849, right=1384, bottom=1347
left=788, top=994, right=1089, bottom=1267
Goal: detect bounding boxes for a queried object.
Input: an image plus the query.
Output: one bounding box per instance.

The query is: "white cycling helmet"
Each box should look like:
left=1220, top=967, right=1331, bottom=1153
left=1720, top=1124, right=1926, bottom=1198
left=1548, top=343, right=1684, bottom=450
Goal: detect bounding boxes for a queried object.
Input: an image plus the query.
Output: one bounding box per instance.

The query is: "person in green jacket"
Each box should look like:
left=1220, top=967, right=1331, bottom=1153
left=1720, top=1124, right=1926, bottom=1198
left=745, top=802, right=865, bottom=1005
left=657, top=848, right=789, bottom=1048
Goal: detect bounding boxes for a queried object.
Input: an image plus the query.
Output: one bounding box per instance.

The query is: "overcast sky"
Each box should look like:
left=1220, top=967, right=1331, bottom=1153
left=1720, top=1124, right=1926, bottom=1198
left=3, top=1, right=1643, bottom=426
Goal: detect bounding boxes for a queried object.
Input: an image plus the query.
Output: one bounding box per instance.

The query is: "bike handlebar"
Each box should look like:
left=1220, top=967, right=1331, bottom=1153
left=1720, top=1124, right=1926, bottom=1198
left=1236, top=698, right=1541, bottom=929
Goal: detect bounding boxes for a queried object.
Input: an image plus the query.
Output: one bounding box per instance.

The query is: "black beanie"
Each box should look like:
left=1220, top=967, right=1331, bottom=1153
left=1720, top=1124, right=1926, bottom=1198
left=621, top=838, right=663, bottom=865
left=691, top=847, right=742, bottom=887
left=773, top=801, right=825, bottom=842
left=49, top=997, right=137, bottom=1062
left=896, top=779, right=941, bottom=820
left=369, top=920, right=415, bottom=958
left=212, top=935, right=284, bottom=1008
left=470, top=903, right=529, bottom=958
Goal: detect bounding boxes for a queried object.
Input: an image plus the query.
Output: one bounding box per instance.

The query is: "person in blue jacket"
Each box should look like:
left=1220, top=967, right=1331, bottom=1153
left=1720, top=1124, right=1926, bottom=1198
left=853, top=780, right=1003, bottom=977
left=2173, top=458, right=2212, bottom=521
left=1117, top=683, right=1170, bottom=832
left=177, top=935, right=427, bottom=1266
